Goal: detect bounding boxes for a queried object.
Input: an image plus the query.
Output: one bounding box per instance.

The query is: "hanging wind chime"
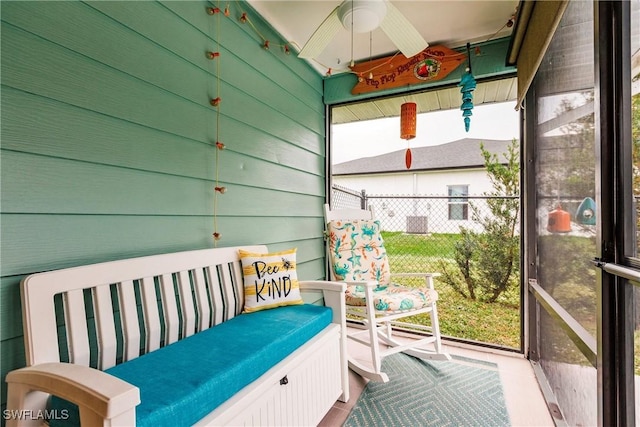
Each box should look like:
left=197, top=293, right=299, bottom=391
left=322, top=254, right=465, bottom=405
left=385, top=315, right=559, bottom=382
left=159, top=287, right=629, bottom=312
left=459, top=43, right=476, bottom=132
left=400, top=101, right=416, bottom=169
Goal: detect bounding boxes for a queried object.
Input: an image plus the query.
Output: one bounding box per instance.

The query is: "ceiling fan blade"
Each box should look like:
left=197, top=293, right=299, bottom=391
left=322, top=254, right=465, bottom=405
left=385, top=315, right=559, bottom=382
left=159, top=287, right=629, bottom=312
left=298, top=7, right=342, bottom=59
left=379, top=1, right=429, bottom=58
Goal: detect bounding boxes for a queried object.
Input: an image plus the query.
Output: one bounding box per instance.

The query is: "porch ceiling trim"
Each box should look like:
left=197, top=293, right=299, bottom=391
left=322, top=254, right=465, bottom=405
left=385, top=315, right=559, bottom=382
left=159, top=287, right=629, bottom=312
left=331, top=77, right=517, bottom=124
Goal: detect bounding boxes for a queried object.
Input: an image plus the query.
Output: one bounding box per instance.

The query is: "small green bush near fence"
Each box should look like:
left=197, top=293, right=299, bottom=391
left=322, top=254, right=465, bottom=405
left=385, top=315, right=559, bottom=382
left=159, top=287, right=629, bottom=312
left=382, top=232, right=520, bottom=349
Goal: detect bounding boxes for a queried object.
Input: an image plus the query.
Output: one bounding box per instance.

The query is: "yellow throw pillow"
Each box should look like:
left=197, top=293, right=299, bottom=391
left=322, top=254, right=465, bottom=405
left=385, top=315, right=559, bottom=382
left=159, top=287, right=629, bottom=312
left=239, top=248, right=304, bottom=313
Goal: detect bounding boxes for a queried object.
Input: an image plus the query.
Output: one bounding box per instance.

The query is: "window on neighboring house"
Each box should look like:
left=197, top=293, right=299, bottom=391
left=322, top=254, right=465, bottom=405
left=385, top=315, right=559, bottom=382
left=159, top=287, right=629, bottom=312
left=448, top=185, right=468, bottom=220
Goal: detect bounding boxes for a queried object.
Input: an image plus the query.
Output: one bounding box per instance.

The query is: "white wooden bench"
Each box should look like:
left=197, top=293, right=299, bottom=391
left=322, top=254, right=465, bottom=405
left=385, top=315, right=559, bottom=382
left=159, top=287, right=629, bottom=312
left=5, top=245, right=349, bottom=426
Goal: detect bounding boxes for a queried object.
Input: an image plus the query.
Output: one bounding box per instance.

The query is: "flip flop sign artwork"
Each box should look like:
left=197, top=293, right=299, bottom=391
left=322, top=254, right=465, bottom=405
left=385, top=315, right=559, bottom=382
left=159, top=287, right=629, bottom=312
left=349, top=45, right=465, bottom=95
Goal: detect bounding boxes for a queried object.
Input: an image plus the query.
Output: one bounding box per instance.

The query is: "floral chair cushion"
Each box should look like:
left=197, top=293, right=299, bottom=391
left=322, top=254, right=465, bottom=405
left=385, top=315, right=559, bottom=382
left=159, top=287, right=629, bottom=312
left=345, top=283, right=438, bottom=311
left=326, top=219, right=391, bottom=285
left=327, top=219, right=439, bottom=312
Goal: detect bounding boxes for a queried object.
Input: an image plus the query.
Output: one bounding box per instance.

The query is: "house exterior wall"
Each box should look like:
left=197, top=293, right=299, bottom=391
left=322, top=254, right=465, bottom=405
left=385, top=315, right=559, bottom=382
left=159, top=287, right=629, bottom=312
left=333, top=168, right=494, bottom=233
left=0, top=1, right=325, bottom=408
left=333, top=168, right=493, bottom=195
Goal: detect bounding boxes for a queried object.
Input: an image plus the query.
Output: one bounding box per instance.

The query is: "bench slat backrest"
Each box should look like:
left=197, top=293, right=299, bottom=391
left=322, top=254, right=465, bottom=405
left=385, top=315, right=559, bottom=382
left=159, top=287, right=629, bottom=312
left=193, top=268, right=210, bottom=333
left=177, top=270, right=196, bottom=339
left=93, top=284, right=117, bottom=369
left=159, top=273, right=180, bottom=346
left=64, top=289, right=90, bottom=367
left=118, top=280, right=141, bottom=363
left=209, top=265, right=226, bottom=325
left=21, top=245, right=266, bottom=367
left=140, top=277, right=161, bottom=354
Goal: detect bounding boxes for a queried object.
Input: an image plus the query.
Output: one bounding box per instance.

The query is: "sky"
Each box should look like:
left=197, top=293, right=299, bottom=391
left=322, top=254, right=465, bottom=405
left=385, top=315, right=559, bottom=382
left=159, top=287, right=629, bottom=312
left=331, top=101, right=520, bottom=164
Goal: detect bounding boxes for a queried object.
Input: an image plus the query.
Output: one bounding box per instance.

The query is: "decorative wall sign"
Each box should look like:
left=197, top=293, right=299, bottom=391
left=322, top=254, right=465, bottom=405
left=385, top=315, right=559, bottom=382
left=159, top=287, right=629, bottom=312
left=349, top=45, right=465, bottom=95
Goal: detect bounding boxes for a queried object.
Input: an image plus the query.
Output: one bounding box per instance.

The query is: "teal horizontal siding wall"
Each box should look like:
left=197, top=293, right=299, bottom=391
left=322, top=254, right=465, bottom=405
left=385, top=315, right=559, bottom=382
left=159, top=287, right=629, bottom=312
left=0, top=0, right=326, bottom=410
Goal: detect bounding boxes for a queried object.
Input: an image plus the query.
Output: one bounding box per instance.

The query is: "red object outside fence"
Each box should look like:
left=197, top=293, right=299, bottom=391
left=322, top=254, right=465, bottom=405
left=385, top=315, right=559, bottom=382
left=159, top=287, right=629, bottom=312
left=547, top=204, right=572, bottom=233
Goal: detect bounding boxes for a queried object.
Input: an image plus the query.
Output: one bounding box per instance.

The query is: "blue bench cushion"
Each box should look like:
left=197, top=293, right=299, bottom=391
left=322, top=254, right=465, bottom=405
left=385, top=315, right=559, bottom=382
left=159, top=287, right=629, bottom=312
left=50, top=304, right=332, bottom=427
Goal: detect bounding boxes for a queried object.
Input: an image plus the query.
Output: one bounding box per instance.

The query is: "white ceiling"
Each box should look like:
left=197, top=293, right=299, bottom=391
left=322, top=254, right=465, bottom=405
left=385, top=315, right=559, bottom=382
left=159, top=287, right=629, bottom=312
left=247, top=0, right=519, bottom=75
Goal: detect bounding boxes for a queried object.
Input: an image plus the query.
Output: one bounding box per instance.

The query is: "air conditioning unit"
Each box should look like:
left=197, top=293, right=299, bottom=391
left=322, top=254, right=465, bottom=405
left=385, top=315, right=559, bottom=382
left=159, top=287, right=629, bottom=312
left=406, top=216, right=428, bottom=234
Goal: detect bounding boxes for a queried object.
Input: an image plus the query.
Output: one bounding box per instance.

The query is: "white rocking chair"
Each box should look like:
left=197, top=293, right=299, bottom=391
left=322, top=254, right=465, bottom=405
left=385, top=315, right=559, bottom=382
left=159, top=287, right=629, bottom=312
left=324, top=204, right=451, bottom=383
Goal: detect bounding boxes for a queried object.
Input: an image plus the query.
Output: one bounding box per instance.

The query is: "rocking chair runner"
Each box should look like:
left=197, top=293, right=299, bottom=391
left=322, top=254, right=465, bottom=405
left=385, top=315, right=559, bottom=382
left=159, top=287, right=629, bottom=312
left=324, top=204, right=451, bottom=383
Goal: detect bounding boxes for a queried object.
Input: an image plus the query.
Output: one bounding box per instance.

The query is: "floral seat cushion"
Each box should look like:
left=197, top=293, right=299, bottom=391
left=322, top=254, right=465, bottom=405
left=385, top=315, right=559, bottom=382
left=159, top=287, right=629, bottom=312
left=327, top=218, right=438, bottom=312
left=346, top=283, right=438, bottom=311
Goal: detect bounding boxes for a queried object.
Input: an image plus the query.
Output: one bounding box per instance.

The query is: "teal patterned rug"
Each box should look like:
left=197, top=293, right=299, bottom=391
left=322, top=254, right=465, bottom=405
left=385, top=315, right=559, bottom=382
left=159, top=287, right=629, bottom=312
left=343, top=353, right=510, bottom=427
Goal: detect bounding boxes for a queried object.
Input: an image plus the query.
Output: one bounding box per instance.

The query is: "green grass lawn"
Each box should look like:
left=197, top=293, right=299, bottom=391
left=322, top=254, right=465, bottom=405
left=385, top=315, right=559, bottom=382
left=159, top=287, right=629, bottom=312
left=381, top=232, right=521, bottom=349
left=381, top=232, right=458, bottom=258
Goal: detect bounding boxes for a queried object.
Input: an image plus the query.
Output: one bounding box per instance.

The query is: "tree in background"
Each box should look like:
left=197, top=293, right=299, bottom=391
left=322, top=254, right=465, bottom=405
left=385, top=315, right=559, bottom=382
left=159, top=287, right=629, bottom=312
left=439, top=138, right=520, bottom=302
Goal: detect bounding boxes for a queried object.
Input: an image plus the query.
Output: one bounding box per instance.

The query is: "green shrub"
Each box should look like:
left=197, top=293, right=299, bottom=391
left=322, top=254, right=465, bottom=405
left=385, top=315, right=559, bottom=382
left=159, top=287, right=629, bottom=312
left=438, top=139, right=520, bottom=302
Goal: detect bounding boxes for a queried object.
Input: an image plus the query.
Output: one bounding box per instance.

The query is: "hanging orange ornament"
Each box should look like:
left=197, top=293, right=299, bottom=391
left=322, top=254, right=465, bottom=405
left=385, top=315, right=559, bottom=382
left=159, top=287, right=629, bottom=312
left=400, top=102, right=416, bottom=169
left=400, top=102, right=416, bottom=140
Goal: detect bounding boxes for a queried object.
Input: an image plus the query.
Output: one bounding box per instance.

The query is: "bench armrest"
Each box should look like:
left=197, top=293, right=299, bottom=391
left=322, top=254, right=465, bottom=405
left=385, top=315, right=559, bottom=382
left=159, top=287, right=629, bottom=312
left=299, top=280, right=346, bottom=326
left=299, top=280, right=346, bottom=293
left=6, top=363, right=140, bottom=426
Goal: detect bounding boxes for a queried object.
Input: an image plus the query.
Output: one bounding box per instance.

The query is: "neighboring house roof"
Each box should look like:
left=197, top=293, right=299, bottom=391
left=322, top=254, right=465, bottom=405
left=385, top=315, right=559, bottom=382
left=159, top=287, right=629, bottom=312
left=333, top=138, right=515, bottom=175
